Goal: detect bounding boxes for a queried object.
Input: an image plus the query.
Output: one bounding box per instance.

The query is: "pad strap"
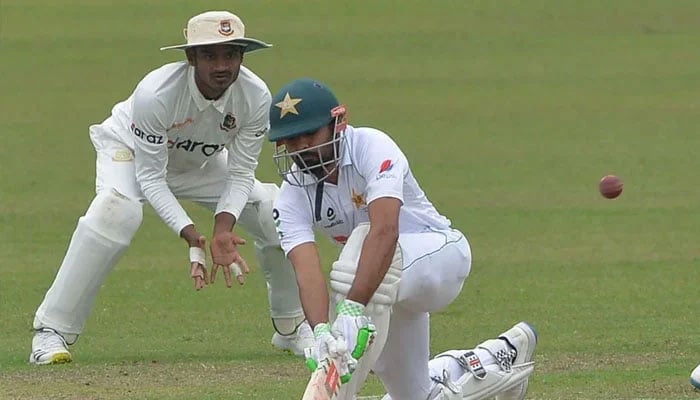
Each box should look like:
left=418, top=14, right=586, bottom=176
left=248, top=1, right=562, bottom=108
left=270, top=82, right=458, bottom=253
left=461, top=351, right=487, bottom=380
left=434, top=351, right=487, bottom=381
left=477, top=339, right=516, bottom=373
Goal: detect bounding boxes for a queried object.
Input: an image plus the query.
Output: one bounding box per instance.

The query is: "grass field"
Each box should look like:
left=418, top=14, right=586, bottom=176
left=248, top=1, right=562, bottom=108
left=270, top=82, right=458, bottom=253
left=2, top=1, right=700, bottom=399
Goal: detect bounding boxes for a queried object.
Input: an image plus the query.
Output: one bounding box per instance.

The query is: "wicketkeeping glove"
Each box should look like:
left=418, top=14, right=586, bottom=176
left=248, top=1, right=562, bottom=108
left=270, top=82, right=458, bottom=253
left=304, top=322, right=353, bottom=383
left=331, top=299, right=377, bottom=360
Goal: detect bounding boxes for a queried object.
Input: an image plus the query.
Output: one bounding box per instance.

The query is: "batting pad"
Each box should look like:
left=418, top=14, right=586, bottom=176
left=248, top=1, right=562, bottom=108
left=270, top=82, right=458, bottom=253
left=329, top=223, right=403, bottom=399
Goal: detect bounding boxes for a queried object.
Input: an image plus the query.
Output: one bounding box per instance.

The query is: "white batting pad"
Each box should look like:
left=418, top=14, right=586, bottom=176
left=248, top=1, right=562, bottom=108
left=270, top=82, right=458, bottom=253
left=329, top=223, right=403, bottom=399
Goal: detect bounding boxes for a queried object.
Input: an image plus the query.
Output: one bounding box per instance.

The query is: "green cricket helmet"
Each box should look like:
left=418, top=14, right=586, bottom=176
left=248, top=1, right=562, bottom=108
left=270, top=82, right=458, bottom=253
left=268, top=78, right=348, bottom=186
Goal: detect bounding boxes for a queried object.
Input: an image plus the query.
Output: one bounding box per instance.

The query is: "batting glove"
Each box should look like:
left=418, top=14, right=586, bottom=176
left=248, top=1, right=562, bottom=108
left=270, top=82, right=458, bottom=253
left=332, top=299, right=377, bottom=360
left=304, top=322, right=353, bottom=383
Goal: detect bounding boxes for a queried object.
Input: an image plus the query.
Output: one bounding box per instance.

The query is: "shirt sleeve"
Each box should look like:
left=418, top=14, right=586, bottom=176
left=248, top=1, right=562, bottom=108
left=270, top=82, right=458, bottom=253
left=131, top=86, right=193, bottom=235
left=355, top=130, right=408, bottom=205
left=274, top=182, right=316, bottom=256
left=215, top=90, right=271, bottom=219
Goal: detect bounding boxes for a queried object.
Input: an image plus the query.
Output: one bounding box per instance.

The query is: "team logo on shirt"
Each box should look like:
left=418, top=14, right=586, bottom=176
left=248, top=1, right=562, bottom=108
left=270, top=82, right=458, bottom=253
left=379, top=159, right=393, bottom=173
left=376, top=159, right=397, bottom=181
left=218, top=20, right=234, bottom=36
left=351, top=189, right=366, bottom=209
left=220, top=113, right=237, bottom=132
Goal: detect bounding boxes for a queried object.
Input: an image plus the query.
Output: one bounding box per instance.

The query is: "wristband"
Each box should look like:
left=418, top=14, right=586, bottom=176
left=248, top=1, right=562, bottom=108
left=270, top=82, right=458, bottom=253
left=189, top=247, right=206, bottom=265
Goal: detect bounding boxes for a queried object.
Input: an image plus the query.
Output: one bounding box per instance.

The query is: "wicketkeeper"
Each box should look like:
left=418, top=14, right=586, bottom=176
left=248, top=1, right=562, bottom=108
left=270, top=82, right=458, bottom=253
left=30, top=11, right=313, bottom=365
left=268, top=78, right=539, bottom=400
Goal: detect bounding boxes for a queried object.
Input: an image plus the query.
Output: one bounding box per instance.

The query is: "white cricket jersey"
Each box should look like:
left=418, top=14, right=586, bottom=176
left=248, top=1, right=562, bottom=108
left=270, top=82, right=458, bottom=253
left=95, top=61, right=271, bottom=234
left=274, top=125, right=452, bottom=255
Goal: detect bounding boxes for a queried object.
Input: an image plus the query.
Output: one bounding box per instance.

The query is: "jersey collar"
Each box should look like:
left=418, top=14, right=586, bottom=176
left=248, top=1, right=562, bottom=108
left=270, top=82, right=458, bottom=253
left=187, top=67, right=233, bottom=113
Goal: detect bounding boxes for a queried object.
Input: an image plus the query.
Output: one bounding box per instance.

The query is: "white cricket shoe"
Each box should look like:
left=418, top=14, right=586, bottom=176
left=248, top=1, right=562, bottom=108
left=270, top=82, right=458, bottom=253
left=271, top=320, right=314, bottom=356
left=494, top=321, right=538, bottom=400
left=29, top=328, right=72, bottom=365
left=690, top=363, right=700, bottom=389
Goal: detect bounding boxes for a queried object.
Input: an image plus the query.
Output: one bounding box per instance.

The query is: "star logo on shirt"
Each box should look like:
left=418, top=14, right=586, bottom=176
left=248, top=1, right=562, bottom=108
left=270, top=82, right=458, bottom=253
left=275, top=92, right=302, bottom=118
left=351, top=189, right=366, bottom=209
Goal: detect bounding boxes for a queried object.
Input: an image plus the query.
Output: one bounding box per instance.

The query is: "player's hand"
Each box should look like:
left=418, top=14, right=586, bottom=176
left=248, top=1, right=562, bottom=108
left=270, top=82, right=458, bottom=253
left=210, top=231, right=250, bottom=287
left=331, top=299, right=376, bottom=360
left=189, top=235, right=209, bottom=291
left=304, top=323, right=348, bottom=370
left=304, top=322, right=354, bottom=383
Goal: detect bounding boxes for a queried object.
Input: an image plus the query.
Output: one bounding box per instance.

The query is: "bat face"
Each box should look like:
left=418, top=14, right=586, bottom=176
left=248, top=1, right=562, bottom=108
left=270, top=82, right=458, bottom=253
left=301, top=358, right=341, bottom=400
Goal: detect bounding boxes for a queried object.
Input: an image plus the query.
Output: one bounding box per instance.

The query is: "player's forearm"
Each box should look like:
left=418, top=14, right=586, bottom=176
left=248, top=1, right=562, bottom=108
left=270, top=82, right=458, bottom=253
left=216, top=135, right=261, bottom=217
left=297, top=266, right=330, bottom=328
left=288, top=243, right=330, bottom=327
left=140, top=179, right=193, bottom=234
left=179, top=224, right=201, bottom=246
left=347, top=225, right=398, bottom=305
left=213, top=212, right=236, bottom=234
left=215, top=173, right=254, bottom=220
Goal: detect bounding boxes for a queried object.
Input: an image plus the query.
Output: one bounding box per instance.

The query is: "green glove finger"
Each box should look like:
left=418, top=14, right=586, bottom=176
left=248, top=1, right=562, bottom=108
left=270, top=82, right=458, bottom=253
left=305, top=357, right=318, bottom=372
left=351, top=326, right=373, bottom=359
left=340, top=373, right=352, bottom=384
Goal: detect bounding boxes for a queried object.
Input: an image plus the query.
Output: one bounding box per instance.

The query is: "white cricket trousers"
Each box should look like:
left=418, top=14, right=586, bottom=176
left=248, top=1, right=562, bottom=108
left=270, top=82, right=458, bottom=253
left=91, top=135, right=302, bottom=318
left=373, top=228, right=472, bottom=400
left=34, top=131, right=302, bottom=340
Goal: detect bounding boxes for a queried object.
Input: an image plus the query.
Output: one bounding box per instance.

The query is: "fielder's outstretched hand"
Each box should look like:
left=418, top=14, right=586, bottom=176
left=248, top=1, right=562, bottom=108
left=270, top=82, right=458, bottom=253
left=332, top=299, right=376, bottom=360
left=210, top=231, right=250, bottom=287
left=189, top=235, right=209, bottom=291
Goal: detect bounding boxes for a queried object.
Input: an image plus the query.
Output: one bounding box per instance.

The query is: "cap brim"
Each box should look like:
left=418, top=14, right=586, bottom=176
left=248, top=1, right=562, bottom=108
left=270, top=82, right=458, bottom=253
left=268, top=116, right=333, bottom=142
left=160, top=38, right=272, bottom=52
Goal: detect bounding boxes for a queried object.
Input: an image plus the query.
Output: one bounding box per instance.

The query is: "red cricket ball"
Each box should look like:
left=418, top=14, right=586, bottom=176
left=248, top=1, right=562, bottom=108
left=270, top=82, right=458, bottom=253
left=599, top=175, right=623, bottom=199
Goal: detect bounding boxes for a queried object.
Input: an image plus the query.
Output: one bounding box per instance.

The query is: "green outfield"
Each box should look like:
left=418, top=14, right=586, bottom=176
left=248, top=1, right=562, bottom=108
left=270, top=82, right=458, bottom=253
left=1, top=0, right=699, bottom=399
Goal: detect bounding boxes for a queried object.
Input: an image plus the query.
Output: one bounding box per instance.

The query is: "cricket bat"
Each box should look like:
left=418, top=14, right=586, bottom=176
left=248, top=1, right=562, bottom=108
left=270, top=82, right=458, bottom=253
left=301, top=357, right=342, bottom=400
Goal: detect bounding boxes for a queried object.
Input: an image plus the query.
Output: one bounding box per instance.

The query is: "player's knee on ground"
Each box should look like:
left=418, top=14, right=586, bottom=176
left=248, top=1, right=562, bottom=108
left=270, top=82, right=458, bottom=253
left=427, top=338, right=535, bottom=400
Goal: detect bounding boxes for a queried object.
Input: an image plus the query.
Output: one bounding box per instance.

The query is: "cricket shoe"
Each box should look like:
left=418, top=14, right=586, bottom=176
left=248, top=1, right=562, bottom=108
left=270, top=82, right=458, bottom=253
left=271, top=320, right=314, bottom=356
left=690, top=363, right=700, bottom=389
left=29, top=328, right=72, bottom=365
left=493, top=321, right=538, bottom=400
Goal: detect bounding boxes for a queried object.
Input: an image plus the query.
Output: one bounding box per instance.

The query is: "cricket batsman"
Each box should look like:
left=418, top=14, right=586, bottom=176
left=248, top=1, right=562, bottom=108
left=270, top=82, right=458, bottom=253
left=268, top=78, right=539, bottom=400
left=30, top=11, right=313, bottom=365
